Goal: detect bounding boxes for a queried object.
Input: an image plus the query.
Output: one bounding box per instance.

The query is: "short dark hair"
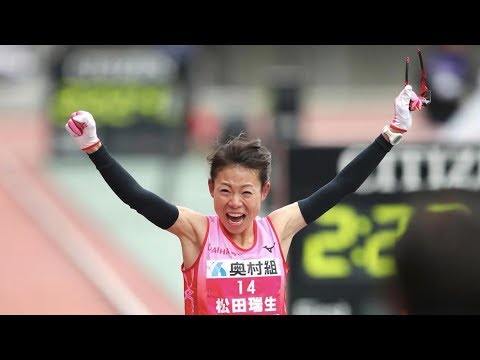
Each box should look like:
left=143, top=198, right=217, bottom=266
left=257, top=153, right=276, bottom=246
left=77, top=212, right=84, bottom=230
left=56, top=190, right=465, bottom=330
left=207, top=133, right=271, bottom=187
left=394, top=198, right=480, bottom=314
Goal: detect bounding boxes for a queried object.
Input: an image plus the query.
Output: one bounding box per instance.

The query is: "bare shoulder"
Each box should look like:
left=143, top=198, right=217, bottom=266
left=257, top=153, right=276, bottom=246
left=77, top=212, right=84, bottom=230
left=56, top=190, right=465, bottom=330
left=168, top=206, right=208, bottom=245
left=268, top=202, right=307, bottom=242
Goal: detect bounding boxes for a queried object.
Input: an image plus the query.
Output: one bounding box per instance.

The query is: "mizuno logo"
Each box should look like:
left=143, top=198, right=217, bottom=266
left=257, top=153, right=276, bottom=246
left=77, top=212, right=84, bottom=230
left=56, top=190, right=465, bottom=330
left=263, top=243, right=275, bottom=253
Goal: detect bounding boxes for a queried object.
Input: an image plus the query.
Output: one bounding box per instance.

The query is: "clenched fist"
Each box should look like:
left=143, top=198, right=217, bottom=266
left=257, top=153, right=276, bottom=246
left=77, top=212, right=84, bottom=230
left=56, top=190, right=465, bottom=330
left=65, top=110, right=100, bottom=151
left=389, top=85, right=422, bottom=133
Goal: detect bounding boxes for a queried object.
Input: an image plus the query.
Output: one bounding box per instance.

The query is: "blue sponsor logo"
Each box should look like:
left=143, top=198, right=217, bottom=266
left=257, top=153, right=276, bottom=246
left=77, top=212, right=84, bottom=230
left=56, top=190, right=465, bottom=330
left=211, top=262, right=227, bottom=277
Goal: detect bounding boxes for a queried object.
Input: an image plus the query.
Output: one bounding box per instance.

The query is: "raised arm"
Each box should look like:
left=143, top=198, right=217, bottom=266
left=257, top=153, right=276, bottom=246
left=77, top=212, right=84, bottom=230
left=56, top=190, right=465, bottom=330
left=65, top=111, right=179, bottom=230
left=299, top=85, right=421, bottom=224
left=269, top=85, right=422, bottom=248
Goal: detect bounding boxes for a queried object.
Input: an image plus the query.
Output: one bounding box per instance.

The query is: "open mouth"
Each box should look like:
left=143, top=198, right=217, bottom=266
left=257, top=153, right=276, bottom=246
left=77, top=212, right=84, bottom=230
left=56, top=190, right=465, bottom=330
left=226, top=213, right=246, bottom=225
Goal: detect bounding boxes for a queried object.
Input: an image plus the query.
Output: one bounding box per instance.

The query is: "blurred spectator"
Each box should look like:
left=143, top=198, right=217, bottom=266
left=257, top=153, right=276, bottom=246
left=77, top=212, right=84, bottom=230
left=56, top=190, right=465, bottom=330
left=424, top=45, right=477, bottom=125
left=392, top=192, right=480, bottom=314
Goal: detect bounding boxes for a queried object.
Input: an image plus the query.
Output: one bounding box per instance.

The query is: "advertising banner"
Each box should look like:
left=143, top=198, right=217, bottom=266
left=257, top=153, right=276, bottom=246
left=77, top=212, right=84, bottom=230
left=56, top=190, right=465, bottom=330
left=50, top=45, right=187, bottom=154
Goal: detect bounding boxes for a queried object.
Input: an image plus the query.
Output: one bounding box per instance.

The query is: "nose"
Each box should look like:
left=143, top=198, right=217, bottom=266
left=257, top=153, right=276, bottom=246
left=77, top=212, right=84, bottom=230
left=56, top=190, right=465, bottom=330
left=229, top=194, right=242, bottom=208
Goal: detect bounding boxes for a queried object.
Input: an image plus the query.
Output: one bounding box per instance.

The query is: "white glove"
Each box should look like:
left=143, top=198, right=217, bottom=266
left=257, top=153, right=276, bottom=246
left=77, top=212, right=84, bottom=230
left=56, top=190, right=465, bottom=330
left=65, top=110, right=100, bottom=151
left=389, top=85, right=422, bottom=133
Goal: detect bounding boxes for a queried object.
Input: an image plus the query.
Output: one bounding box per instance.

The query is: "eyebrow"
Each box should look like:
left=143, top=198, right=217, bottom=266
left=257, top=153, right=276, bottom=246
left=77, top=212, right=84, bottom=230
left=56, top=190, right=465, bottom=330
left=219, top=182, right=255, bottom=189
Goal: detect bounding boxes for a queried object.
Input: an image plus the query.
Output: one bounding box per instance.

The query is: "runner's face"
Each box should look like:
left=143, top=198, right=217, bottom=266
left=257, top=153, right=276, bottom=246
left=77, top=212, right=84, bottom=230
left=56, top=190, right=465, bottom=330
left=209, top=165, right=270, bottom=235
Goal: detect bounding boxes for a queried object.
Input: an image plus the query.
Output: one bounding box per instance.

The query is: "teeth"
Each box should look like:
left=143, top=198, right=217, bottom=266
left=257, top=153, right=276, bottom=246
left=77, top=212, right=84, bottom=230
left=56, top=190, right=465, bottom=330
left=228, top=213, right=243, bottom=217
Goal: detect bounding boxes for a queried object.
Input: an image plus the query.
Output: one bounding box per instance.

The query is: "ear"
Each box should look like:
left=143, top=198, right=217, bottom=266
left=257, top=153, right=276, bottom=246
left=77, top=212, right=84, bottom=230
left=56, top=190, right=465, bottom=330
left=261, top=182, right=271, bottom=201
left=208, top=179, right=214, bottom=198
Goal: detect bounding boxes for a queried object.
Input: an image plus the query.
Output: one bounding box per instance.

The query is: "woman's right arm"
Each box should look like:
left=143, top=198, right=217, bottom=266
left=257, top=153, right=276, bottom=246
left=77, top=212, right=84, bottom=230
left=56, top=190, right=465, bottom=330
left=87, top=143, right=180, bottom=230
left=65, top=111, right=179, bottom=231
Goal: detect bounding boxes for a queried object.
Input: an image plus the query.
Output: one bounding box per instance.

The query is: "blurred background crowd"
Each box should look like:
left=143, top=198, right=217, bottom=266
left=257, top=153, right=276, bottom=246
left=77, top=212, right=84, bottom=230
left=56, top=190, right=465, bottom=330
left=2, top=45, right=480, bottom=315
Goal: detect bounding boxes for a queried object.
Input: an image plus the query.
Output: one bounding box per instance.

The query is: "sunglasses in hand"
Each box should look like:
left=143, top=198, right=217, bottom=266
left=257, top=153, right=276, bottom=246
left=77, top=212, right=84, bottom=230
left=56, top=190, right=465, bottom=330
left=405, top=48, right=431, bottom=110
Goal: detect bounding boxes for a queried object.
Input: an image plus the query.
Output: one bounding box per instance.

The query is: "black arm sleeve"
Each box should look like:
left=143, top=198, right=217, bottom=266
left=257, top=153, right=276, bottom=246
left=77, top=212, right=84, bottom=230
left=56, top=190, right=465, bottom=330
left=87, top=145, right=179, bottom=230
left=298, top=134, right=393, bottom=224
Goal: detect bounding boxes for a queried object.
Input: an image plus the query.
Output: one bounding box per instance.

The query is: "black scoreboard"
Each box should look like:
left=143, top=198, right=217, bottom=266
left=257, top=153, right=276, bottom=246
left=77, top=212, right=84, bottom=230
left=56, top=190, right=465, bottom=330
left=287, top=143, right=480, bottom=314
